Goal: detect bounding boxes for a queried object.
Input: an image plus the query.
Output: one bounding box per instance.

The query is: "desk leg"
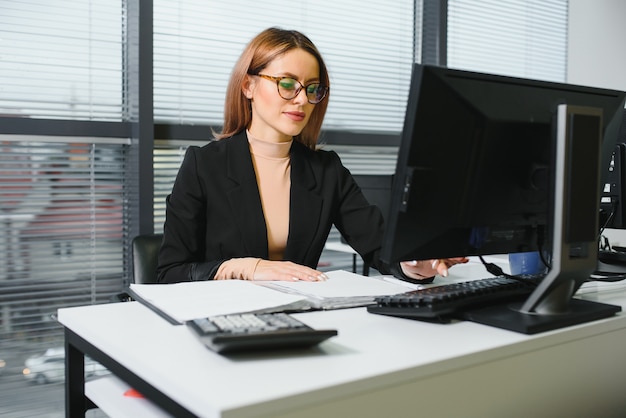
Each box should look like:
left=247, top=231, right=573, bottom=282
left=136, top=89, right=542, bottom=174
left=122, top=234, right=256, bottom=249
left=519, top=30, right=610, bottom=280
left=65, top=329, right=92, bottom=417
left=63, top=327, right=195, bottom=417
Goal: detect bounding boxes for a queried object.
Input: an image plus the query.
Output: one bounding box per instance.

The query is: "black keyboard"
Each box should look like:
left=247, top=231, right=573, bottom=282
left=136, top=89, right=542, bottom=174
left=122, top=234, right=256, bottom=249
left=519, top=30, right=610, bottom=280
left=367, top=275, right=542, bottom=322
left=187, top=312, right=337, bottom=354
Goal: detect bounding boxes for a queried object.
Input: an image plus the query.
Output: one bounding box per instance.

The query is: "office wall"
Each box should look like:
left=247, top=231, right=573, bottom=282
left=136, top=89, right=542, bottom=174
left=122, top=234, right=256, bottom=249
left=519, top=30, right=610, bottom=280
left=568, top=0, right=626, bottom=245
left=567, top=0, right=626, bottom=91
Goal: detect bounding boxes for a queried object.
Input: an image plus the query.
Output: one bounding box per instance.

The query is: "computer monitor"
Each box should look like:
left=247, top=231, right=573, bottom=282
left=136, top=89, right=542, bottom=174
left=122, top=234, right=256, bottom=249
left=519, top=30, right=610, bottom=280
left=381, top=64, right=625, bottom=333
left=599, top=143, right=625, bottom=230
left=599, top=110, right=626, bottom=230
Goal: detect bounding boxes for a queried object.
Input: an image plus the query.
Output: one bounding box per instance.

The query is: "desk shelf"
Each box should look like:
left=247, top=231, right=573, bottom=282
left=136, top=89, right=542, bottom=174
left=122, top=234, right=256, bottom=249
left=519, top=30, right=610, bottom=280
left=86, top=374, right=172, bottom=418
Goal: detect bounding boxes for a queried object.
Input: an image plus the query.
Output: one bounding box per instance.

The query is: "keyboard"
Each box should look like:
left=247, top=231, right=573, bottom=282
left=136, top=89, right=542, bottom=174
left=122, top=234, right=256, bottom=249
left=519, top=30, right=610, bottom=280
left=367, top=275, right=542, bottom=322
left=187, top=312, right=338, bottom=354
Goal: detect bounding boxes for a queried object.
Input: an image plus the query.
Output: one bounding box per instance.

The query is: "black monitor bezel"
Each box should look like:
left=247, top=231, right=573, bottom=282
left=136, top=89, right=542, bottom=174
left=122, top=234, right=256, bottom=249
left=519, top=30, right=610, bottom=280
left=381, top=64, right=626, bottom=268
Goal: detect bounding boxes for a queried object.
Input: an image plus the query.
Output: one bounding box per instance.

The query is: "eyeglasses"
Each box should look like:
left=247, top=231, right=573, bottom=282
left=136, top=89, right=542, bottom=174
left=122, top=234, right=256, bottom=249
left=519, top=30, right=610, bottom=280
left=255, top=74, right=329, bottom=104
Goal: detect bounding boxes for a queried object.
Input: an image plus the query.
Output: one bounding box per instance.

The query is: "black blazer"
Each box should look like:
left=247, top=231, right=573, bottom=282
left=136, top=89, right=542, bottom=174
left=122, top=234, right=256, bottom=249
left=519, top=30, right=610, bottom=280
left=156, top=131, right=390, bottom=283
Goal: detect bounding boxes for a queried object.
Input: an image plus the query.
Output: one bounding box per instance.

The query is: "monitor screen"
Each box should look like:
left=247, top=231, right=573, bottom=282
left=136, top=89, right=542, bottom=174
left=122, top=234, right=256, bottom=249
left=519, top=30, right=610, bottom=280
left=382, top=64, right=626, bottom=265
left=380, top=64, right=626, bottom=333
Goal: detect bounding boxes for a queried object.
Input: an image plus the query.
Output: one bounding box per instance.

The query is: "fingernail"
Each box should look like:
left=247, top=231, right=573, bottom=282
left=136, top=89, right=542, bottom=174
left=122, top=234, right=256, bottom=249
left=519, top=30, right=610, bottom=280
left=441, top=270, right=448, bottom=277
left=292, top=277, right=300, bottom=281
left=318, top=274, right=328, bottom=281
left=410, top=260, right=418, bottom=266
left=431, top=260, right=439, bottom=269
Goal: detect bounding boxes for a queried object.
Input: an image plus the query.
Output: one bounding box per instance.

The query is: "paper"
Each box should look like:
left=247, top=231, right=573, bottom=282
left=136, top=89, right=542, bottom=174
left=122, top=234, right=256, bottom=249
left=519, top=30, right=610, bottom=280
left=129, top=280, right=308, bottom=324
left=128, top=270, right=415, bottom=324
left=260, top=270, right=415, bottom=309
left=86, top=375, right=174, bottom=418
left=264, top=270, right=412, bottom=297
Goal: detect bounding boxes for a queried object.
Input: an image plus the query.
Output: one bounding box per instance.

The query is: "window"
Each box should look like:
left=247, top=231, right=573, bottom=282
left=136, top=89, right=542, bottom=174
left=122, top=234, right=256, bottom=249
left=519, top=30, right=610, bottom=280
left=0, top=0, right=571, bottom=415
left=153, top=0, right=416, bottom=133
left=0, top=1, right=123, bottom=120
left=448, top=0, right=568, bottom=82
left=151, top=0, right=417, bottom=232
left=151, top=0, right=569, bottom=233
left=153, top=140, right=188, bottom=230
left=0, top=1, right=128, bottom=415
left=152, top=141, right=399, bottom=233
left=0, top=136, right=128, bottom=415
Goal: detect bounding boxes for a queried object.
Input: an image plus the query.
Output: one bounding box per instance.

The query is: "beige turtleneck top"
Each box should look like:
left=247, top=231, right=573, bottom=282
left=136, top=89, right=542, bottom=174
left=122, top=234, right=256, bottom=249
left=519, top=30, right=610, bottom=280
left=214, top=132, right=292, bottom=280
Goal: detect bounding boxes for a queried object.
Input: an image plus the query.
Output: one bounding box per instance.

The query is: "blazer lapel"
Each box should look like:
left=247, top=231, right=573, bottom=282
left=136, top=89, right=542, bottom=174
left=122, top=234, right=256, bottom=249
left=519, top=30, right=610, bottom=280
left=284, top=143, right=323, bottom=261
left=225, top=133, right=269, bottom=258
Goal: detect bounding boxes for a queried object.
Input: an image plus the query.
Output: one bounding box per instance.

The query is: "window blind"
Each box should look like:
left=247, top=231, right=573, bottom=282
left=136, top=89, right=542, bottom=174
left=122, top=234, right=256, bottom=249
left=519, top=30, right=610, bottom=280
left=0, top=136, right=128, bottom=414
left=0, top=1, right=127, bottom=415
left=154, top=140, right=188, bottom=231
left=447, top=0, right=568, bottom=82
left=0, top=1, right=572, bottom=415
left=0, top=0, right=123, bottom=120
left=153, top=0, right=416, bottom=133
left=152, top=140, right=398, bottom=234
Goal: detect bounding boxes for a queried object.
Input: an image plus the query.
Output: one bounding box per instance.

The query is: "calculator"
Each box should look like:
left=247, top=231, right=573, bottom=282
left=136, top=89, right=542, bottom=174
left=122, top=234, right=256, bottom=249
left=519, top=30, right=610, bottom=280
left=187, top=312, right=338, bottom=354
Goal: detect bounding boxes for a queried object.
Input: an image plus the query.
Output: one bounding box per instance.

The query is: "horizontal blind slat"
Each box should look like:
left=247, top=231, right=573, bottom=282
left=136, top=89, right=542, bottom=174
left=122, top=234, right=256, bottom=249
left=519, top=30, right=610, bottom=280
left=0, top=1, right=123, bottom=120
left=152, top=0, right=415, bottom=132
left=447, top=0, right=567, bottom=82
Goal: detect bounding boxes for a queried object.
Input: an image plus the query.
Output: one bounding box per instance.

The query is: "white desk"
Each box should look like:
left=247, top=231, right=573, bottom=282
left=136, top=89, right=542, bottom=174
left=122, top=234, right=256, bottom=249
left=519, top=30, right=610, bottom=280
left=58, top=264, right=626, bottom=418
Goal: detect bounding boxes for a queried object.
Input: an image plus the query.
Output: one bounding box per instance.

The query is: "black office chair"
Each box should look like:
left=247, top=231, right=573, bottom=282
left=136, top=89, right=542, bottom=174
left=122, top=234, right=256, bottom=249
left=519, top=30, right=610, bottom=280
left=131, top=233, right=163, bottom=284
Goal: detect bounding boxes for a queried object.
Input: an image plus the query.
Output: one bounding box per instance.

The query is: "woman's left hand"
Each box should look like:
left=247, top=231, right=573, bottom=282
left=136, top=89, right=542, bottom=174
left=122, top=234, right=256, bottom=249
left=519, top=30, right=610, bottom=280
left=400, top=257, right=469, bottom=281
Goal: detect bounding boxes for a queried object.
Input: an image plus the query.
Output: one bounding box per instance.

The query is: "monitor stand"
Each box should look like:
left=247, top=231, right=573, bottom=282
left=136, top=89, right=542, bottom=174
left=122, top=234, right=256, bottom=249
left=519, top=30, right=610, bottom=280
left=462, top=104, right=622, bottom=334
left=461, top=297, right=620, bottom=334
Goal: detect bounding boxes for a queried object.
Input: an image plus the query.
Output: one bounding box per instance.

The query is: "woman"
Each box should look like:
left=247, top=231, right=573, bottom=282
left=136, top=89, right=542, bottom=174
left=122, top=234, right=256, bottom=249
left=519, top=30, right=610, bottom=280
left=157, top=27, right=466, bottom=284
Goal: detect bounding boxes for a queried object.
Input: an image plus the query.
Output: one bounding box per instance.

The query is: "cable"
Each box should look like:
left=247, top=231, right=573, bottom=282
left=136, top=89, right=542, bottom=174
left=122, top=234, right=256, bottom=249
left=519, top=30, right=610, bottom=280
left=598, top=199, right=618, bottom=239
left=535, top=226, right=551, bottom=271
left=588, top=273, right=626, bottom=282
left=478, top=255, right=538, bottom=286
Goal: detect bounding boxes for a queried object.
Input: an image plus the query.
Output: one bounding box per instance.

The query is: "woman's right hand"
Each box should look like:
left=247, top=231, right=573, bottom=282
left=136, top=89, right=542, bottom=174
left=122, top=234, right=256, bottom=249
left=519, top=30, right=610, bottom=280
left=400, top=257, right=469, bottom=280
left=253, top=260, right=328, bottom=282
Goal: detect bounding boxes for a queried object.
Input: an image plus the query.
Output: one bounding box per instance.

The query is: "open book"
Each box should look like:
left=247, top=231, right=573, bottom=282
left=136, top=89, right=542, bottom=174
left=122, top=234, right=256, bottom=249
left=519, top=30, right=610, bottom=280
left=128, top=270, right=414, bottom=325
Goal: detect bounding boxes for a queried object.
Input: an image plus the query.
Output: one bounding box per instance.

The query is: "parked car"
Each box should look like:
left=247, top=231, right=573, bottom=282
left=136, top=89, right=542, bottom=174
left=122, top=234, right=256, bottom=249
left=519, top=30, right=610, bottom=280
left=22, top=347, right=107, bottom=384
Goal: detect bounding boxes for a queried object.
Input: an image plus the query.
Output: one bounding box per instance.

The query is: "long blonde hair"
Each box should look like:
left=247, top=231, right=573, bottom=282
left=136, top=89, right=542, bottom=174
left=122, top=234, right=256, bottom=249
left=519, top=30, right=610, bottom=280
left=215, top=27, right=330, bottom=149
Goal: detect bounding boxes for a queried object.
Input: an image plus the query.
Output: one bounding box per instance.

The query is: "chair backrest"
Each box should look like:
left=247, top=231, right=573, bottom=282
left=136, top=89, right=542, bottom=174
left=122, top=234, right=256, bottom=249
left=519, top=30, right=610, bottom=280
left=131, top=233, right=163, bottom=284
left=341, top=174, right=393, bottom=245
